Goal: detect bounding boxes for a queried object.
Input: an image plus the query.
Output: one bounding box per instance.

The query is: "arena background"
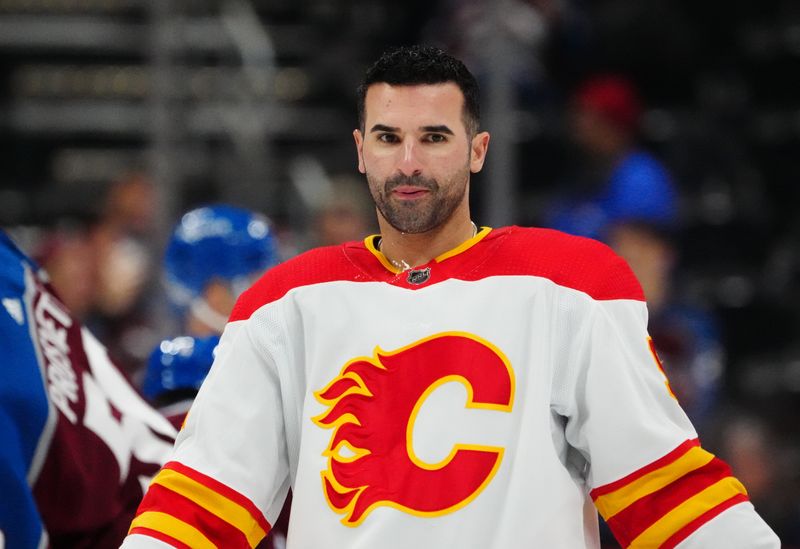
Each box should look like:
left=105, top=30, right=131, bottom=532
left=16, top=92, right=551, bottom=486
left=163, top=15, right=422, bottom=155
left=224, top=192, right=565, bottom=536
left=1, top=0, right=798, bottom=544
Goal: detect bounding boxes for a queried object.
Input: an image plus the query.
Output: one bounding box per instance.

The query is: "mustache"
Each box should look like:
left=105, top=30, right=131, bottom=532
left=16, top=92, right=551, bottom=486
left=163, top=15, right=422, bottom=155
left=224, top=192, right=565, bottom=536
left=384, top=174, right=438, bottom=192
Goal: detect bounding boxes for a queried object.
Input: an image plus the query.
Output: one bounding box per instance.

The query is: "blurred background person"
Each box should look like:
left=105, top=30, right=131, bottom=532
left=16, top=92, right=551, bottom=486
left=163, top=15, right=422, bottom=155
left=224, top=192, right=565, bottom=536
left=545, top=74, right=678, bottom=242
left=89, top=173, right=156, bottom=323
left=84, top=174, right=161, bottom=378
left=34, top=226, right=99, bottom=322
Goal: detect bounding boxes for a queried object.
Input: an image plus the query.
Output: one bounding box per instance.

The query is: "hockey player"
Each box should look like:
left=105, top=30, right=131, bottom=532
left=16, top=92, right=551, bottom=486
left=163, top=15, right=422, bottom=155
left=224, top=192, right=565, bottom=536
left=0, top=230, right=177, bottom=549
left=142, top=204, right=279, bottom=426
left=122, top=46, right=780, bottom=548
left=142, top=334, right=220, bottom=429
left=161, top=204, right=279, bottom=338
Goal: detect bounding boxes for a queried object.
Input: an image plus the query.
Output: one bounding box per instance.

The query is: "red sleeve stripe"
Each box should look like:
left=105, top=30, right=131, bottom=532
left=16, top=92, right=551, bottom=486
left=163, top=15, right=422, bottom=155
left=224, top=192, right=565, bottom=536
left=626, top=477, right=748, bottom=547
left=590, top=439, right=700, bottom=499
left=164, top=461, right=272, bottom=535
left=661, top=493, right=750, bottom=549
left=129, top=462, right=271, bottom=548
left=592, top=445, right=715, bottom=520
left=127, top=526, right=193, bottom=549
left=590, top=439, right=750, bottom=548
left=604, top=457, right=736, bottom=546
left=134, top=483, right=252, bottom=548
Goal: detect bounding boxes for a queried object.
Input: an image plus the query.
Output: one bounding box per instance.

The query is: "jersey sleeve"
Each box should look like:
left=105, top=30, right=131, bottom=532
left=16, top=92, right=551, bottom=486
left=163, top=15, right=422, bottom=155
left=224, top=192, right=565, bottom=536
left=0, top=334, right=47, bottom=549
left=1, top=230, right=177, bottom=549
left=553, top=260, right=780, bottom=548
left=0, top=247, right=47, bottom=548
left=122, top=309, right=291, bottom=549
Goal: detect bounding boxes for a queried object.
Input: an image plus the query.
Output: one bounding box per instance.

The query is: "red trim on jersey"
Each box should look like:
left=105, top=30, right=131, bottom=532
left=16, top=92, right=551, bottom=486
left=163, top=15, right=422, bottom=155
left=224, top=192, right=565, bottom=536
left=660, top=493, right=749, bottom=549
left=606, top=457, right=734, bottom=546
left=590, top=439, right=700, bottom=499
left=230, top=245, right=358, bottom=321
left=470, top=227, right=644, bottom=302
left=128, top=527, right=193, bottom=549
left=230, top=226, right=644, bottom=322
left=164, top=461, right=272, bottom=535
left=137, top=483, right=252, bottom=548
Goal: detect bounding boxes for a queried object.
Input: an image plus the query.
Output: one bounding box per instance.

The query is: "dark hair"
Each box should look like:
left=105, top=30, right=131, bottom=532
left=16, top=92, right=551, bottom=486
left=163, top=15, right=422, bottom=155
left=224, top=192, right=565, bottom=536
left=357, top=45, right=481, bottom=135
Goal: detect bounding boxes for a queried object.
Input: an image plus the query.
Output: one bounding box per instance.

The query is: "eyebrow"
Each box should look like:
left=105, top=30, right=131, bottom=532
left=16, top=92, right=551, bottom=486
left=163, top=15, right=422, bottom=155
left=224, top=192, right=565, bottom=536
left=368, top=124, right=455, bottom=135
left=370, top=124, right=398, bottom=133
left=421, top=125, right=454, bottom=135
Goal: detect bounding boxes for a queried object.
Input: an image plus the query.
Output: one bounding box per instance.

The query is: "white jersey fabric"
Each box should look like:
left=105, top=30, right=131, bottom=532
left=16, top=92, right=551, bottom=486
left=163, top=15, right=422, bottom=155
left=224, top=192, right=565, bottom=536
left=121, top=226, right=779, bottom=548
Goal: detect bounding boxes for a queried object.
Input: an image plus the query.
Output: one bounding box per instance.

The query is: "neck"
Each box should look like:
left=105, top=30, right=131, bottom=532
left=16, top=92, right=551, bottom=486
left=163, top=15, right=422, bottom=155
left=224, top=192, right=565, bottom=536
left=377, top=214, right=477, bottom=271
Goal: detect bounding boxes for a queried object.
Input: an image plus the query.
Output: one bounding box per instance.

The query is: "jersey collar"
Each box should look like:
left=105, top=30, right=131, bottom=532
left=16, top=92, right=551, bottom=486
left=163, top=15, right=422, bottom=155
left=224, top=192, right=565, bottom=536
left=364, top=226, right=493, bottom=275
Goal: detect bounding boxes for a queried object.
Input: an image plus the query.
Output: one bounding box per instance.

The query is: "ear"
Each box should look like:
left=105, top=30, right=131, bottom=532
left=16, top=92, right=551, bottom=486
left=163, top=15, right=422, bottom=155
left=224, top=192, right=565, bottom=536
left=469, top=131, right=491, bottom=173
left=353, top=129, right=366, bottom=174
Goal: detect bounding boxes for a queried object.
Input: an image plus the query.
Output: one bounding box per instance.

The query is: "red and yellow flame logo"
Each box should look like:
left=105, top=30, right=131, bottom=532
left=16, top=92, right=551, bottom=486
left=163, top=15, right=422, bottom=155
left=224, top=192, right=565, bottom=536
left=312, top=332, right=515, bottom=526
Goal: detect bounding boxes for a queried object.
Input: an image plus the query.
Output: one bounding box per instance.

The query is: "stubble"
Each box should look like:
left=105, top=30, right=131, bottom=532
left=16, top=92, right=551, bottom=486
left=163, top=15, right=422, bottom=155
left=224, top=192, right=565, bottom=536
left=367, top=169, right=469, bottom=234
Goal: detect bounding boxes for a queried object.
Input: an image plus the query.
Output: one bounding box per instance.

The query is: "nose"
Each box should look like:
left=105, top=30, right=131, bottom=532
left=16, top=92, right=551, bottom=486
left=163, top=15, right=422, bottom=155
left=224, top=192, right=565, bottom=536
left=397, top=140, right=423, bottom=177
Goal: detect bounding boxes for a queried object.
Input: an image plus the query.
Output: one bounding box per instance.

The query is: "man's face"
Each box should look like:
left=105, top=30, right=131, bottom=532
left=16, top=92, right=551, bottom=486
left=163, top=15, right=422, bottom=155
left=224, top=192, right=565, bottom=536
left=353, top=82, right=489, bottom=234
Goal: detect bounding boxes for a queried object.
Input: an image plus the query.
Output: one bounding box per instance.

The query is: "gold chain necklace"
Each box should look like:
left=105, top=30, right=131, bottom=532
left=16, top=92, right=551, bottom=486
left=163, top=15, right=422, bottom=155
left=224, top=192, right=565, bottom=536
left=379, top=221, right=478, bottom=271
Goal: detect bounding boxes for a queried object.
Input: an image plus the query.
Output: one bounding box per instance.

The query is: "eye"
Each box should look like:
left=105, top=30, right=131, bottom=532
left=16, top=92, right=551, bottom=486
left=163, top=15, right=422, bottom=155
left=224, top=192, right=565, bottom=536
left=424, top=133, right=447, bottom=143
left=377, top=133, right=399, bottom=143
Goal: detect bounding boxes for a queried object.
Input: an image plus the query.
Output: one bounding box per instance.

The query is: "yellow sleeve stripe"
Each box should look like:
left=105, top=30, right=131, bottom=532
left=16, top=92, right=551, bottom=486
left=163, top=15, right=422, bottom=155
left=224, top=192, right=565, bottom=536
left=594, top=446, right=715, bottom=519
left=130, top=511, right=216, bottom=549
left=153, top=468, right=267, bottom=547
left=627, top=476, right=747, bottom=548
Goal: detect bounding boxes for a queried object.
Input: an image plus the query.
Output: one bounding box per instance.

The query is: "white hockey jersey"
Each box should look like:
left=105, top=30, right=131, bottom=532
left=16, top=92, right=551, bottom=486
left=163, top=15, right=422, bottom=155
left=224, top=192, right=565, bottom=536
left=121, top=226, right=779, bottom=548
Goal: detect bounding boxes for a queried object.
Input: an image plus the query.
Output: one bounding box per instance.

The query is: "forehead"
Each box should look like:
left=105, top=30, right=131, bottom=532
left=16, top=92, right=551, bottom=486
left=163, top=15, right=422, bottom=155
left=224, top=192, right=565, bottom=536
left=363, top=82, right=466, bottom=130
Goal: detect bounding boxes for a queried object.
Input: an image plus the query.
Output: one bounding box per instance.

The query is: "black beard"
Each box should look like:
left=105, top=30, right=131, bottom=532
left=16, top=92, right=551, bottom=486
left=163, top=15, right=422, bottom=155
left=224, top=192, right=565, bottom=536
left=369, top=172, right=467, bottom=234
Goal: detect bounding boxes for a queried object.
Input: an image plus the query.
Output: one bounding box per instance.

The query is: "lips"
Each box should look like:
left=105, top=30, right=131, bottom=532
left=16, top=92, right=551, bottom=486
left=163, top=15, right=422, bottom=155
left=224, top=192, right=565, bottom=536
left=391, top=186, right=430, bottom=199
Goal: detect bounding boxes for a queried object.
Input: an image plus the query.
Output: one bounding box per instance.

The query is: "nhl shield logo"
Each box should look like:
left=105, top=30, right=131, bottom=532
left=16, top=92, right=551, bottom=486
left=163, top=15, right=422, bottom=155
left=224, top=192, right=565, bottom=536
left=406, top=267, right=431, bottom=285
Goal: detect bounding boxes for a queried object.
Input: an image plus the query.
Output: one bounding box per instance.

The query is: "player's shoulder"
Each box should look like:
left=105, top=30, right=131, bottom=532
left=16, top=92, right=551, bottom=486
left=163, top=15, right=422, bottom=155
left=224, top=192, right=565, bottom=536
left=230, top=243, right=360, bottom=321
left=0, top=231, right=45, bottom=304
left=0, top=231, right=34, bottom=275
left=490, top=226, right=644, bottom=301
left=499, top=225, right=615, bottom=258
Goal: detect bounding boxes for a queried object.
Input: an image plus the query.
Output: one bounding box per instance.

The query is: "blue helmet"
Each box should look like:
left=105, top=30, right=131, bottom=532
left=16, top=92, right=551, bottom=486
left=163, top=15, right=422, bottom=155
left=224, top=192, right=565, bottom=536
left=142, top=335, right=220, bottom=401
left=164, top=205, right=278, bottom=308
